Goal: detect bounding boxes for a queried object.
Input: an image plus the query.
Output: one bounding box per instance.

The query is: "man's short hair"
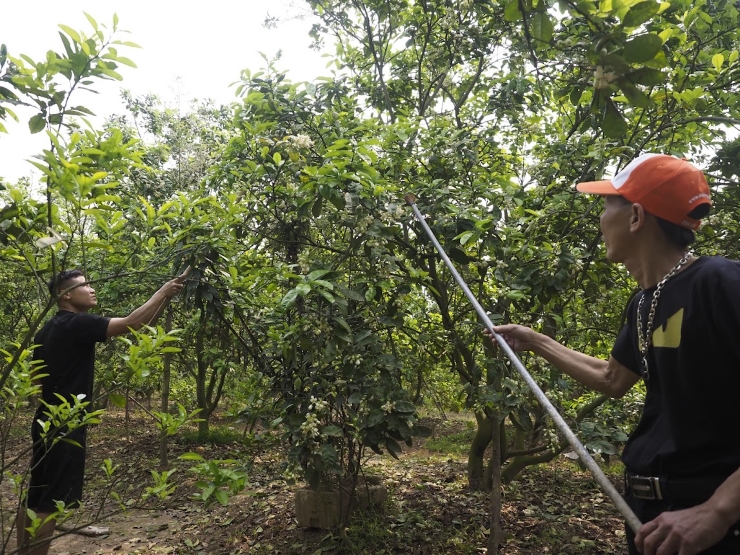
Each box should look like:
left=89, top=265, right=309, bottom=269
left=655, top=217, right=696, bottom=248
left=48, top=269, right=85, bottom=296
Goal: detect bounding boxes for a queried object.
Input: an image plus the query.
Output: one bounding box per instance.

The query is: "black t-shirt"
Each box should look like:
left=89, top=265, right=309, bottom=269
left=612, top=256, right=740, bottom=479
left=33, top=310, right=110, bottom=410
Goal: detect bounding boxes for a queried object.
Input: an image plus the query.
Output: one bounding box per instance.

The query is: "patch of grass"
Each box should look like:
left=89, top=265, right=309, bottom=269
left=424, top=422, right=476, bottom=456
left=180, top=425, right=244, bottom=445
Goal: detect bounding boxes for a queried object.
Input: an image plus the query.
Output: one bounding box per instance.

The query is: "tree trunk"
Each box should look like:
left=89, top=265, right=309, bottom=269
left=159, top=308, right=173, bottom=469
left=124, top=383, right=130, bottom=434
left=488, top=408, right=503, bottom=555
left=196, top=321, right=210, bottom=437
left=467, top=411, right=494, bottom=490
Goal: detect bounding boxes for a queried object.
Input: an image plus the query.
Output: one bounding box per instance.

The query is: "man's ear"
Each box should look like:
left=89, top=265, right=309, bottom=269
left=629, top=203, right=648, bottom=232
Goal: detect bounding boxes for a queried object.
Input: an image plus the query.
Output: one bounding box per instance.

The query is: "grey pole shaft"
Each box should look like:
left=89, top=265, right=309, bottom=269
left=405, top=196, right=642, bottom=534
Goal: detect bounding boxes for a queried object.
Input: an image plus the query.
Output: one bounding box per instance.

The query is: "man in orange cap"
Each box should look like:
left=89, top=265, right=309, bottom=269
left=487, top=153, right=740, bottom=554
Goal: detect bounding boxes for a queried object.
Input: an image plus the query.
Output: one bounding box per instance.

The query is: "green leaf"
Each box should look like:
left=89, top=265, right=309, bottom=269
left=456, top=231, right=474, bottom=245
left=28, top=114, right=46, bottom=134
left=623, top=33, right=663, bottom=64
left=504, top=0, right=523, bottom=21
left=364, top=286, right=376, bottom=301
left=114, top=56, right=137, bottom=68
left=613, top=431, right=629, bottom=442
left=317, top=289, right=335, bottom=304
left=281, top=288, right=300, bottom=308
left=531, top=12, right=554, bottom=45
left=712, top=53, right=724, bottom=72
left=97, top=66, right=124, bottom=80
left=322, top=425, right=343, bottom=437
left=394, top=400, right=415, bottom=413
left=448, top=247, right=471, bottom=265
left=333, top=328, right=351, bottom=342
left=512, top=407, right=533, bottom=431
left=354, top=329, right=373, bottom=343
left=598, top=53, right=630, bottom=74
left=200, top=484, right=215, bottom=500
left=366, top=409, right=385, bottom=427
left=320, top=443, right=338, bottom=465
left=627, top=67, right=665, bottom=86
left=333, top=316, right=351, bottom=333
left=337, top=285, right=365, bottom=301
left=179, top=452, right=205, bottom=461
left=311, top=197, right=323, bottom=217
left=115, top=40, right=141, bottom=48
left=109, top=393, right=127, bottom=408
left=214, top=490, right=230, bottom=506
left=307, top=269, right=331, bottom=281
left=622, top=1, right=660, bottom=27
left=617, top=78, right=650, bottom=108
left=83, top=12, right=99, bottom=31
left=58, top=24, right=81, bottom=44
left=602, top=98, right=627, bottom=139
left=385, top=437, right=403, bottom=459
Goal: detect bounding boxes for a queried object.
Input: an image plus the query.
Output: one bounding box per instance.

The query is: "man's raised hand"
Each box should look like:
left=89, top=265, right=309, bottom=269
left=161, top=266, right=191, bottom=298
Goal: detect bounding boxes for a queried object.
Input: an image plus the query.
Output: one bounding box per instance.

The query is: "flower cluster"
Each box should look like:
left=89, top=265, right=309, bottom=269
left=297, top=251, right=312, bottom=273
left=288, top=134, right=313, bottom=149
left=353, top=215, right=375, bottom=233
left=593, top=66, right=617, bottom=90
left=377, top=203, right=405, bottom=224
left=309, top=395, right=328, bottom=413
left=299, top=411, right=320, bottom=440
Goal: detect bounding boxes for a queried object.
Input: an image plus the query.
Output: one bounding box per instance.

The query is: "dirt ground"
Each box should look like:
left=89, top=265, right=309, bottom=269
left=2, top=412, right=626, bottom=555
left=42, top=511, right=178, bottom=554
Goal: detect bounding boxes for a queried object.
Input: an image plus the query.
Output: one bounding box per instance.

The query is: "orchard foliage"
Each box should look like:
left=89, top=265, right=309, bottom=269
left=300, top=0, right=740, bottom=487
left=0, top=2, right=738, bottom=543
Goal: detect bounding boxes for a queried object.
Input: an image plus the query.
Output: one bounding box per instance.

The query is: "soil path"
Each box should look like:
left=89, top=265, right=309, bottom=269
left=9, top=510, right=178, bottom=555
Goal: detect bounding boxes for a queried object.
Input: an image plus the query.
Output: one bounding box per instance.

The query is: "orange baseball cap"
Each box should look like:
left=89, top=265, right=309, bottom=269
left=576, top=153, right=711, bottom=230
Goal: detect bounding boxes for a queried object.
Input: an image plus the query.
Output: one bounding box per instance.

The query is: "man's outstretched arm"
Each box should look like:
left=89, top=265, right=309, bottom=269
left=106, top=269, right=189, bottom=338
left=487, top=324, right=640, bottom=398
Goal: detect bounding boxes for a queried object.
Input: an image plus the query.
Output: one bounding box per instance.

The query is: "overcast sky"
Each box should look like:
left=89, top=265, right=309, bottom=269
left=0, top=1, right=329, bottom=182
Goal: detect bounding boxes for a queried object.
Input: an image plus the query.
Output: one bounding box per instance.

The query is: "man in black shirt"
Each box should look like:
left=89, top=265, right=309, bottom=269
left=17, top=269, right=186, bottom=555
left=486, top=153, right=740, bottom=554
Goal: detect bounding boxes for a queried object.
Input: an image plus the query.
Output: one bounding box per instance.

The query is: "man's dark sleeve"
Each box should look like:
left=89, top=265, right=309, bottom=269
left=69, top=312, right=110, bottom=343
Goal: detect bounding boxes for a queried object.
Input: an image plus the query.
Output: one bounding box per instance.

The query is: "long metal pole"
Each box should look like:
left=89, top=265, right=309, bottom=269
left=404, top=194, right=642, bottom=534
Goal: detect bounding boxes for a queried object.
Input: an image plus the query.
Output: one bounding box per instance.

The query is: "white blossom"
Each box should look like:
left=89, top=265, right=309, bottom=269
left=593, top=66, right=617, bottom=90
left=289, top=134, right=313, bottom=149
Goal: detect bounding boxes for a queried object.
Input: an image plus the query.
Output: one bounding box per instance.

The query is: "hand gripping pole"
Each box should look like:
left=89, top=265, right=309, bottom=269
left=404, top=194, right=641, bottom=534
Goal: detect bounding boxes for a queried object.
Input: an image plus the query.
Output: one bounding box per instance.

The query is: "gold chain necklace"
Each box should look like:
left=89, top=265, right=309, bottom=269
left=636, top=250, right=694, bottom=381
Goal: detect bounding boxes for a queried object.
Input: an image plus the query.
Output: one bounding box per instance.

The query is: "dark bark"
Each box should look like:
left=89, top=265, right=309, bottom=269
left=467, top=411, right=494, bottom=491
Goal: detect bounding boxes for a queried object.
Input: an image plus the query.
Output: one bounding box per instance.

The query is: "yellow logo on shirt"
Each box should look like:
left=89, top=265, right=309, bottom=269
left=651, top=308, right=683, bottom=348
